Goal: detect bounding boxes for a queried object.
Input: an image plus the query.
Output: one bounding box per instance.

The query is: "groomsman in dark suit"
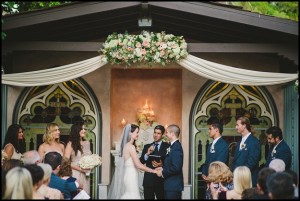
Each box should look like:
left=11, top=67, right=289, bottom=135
left=232, top=116, right=261, bottom=186
left=140, top=125, right=170, bottom=199
left=202, top=118, right=229, bottom=179
left=265, top=126, right=292, bottom=170
left=156, top=124, right=184, bottom=199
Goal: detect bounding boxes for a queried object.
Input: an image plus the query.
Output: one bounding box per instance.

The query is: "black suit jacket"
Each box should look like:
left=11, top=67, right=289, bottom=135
left=140, top=141, right=170, bottom=187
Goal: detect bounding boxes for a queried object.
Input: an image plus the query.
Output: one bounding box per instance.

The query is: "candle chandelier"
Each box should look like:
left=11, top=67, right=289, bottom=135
left=136, top=99, right=156, bottom=128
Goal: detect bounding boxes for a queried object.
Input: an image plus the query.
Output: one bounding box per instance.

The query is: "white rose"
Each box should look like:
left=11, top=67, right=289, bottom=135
left=135, top=48, right=142, bottom=57
left=108, top=40, right=118, bottom=48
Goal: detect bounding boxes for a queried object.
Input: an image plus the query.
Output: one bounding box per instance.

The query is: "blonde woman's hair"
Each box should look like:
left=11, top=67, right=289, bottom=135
left=233, top=166, right=252, bottom=194
left=3, top=167, right=33, bottom=199
left=206, top=161, right=233, bottom=184
left=43, top=123, right=60, bottom=144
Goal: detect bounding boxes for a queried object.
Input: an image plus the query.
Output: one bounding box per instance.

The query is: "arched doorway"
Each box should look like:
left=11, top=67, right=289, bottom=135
left=190, top=81, right=278, bottom=199
left=13, top=79, right=102, bottom=198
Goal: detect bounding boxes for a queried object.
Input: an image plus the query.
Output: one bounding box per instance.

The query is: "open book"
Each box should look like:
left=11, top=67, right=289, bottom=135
left=149, top=154, right=162, bottom=162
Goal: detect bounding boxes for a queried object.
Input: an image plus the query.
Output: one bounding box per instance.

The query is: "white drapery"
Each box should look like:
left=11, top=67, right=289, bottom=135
left=1, top=54, right=298, bottom=87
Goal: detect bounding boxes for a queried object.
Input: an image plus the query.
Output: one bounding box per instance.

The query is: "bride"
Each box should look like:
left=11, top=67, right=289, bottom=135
left=108, top=124, right=157, bottom=199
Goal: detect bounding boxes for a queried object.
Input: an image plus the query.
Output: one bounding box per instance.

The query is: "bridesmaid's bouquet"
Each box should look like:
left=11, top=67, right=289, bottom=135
left=78, top=154, right=102, bottom=176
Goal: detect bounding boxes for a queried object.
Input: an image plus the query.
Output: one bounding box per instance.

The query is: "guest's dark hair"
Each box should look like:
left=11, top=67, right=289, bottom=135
left=267, top=172, right=294, bottom=199
left=241, top=187, right=258, bottom=199
left=3, top=124, right=26, bottom=154
left=2, top=159, right=23, bottom=175
left=154, top=125, right=165, bottom=134
left=257, top=167, right=276, bottom=193
left=24, top=164, right=44, bottom=186
left=69, top=122, right=85, bottom=156
left=44, top=151, right=62, bottom=170
left=285, top=169, right=298, bottom=186
left=266, top=126, right=283, bottom=140
left=207, top=117, right=223, bottom=134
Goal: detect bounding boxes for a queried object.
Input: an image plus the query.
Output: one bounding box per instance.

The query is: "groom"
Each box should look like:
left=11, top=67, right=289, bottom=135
left=156, top=124, right=184, bottom=199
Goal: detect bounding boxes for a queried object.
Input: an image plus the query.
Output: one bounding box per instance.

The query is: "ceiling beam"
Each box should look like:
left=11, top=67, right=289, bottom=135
left=2, top=41, right=298, bottom=65
left=2, top=2, right=140, bottom=30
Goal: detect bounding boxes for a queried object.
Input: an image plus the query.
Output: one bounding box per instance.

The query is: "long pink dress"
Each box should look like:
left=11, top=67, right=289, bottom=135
left=70, top=141, right=92, bottom=195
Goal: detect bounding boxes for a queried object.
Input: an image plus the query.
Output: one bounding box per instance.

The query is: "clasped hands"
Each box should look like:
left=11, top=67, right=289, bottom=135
left=154, top=167, right=163, bottom=177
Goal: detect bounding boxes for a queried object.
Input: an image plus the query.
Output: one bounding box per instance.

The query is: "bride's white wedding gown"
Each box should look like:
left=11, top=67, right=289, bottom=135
left=120, top=157, right=141, bottom=199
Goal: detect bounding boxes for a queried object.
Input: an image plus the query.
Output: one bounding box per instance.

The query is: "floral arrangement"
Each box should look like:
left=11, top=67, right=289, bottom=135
left=240, top=143, right=246, bottom=150
left=99, top=30, right=188, bottom=66
left=78, top=154, right=102, bottom=169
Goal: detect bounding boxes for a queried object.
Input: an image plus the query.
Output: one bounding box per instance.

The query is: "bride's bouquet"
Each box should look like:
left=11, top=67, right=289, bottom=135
left=78, top=154, right=102, bottom=176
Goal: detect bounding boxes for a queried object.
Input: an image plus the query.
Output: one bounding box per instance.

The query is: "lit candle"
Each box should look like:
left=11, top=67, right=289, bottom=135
left=121, top=118, right=126, bottom=126
left=144, top=99, right=149, bottom=109
left=150, top=110, right=154, bottom=116
left=165, top=124, right=168, bottom=129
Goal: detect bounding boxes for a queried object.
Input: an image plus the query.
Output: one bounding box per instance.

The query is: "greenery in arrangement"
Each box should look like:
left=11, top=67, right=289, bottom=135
left=99, top=31, right=188, bottom=66
left=295, top=80, right=298, bottom=92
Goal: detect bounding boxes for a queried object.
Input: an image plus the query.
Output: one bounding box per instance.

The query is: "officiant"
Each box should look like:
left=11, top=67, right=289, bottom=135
left=140, top=125, right=170, bottom=199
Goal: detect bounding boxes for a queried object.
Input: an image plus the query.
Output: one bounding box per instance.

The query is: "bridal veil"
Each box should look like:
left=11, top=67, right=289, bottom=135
left=107, top=124, right=131, bottom=199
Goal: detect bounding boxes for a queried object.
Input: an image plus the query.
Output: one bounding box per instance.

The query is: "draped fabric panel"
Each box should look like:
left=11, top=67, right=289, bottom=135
left=177, top=55, right=298, bottom=86
left=1, top=54, right=298, bottom=87
left=2, top=56, right=107, bottom=86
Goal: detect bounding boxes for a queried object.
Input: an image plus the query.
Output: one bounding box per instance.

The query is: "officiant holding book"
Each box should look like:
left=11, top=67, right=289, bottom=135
left=140, top=125, right=170, bottom=199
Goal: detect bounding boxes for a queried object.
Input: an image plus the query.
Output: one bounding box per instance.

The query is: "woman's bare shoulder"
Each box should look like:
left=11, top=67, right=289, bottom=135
left=4, top=143, right=14, bottom=151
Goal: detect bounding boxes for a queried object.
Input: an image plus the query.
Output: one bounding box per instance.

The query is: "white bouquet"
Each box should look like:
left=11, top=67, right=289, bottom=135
left=78, top=154, right=102, bottom=176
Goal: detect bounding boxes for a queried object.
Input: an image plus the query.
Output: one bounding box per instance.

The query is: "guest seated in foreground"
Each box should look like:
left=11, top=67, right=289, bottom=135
left=205, top=161, right=233, bottom=199
left=44, top=151, right=77, bottom=199
left=59, top=157, right=82, bottom=199
left=38, top=163, right=63, bottom=199
left=23, top=150, right=41, bottom=165
left=24, top=164, right=45, bottom=199
left=3, top=167, right=33, bottom=199
left=210, top=166, right=252, bottom=199
left=266, top=172, right=295, bottom=199
left=253, top=167, right=276, bottom=199
left=269, top=158, right=286, bottom=172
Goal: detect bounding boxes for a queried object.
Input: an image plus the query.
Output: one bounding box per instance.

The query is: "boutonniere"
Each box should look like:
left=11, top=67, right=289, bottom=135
left=210, top=146, right=215, bottom=153
left=166, top=147, right=171, bottom=155
left=272, top=149, right=276, bottom=156
left=241, top=143, right=246, bottom=150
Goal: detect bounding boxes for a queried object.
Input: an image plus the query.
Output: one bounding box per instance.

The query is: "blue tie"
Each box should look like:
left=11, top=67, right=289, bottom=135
left=154, top=143, right=159, bottom=153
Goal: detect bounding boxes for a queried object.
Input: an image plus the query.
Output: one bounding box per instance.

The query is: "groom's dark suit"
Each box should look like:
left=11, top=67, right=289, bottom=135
left=162, top=140, right=184, bottom=199
left=140, top=141, right=170, bottom=199
left=232, top=134, right=261, bottom=186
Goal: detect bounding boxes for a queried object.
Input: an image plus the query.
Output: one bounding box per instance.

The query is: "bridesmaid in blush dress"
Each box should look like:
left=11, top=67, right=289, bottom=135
left=38, top=123, right=65, bottom=161
left=64, top=122, right=92, bottom=195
